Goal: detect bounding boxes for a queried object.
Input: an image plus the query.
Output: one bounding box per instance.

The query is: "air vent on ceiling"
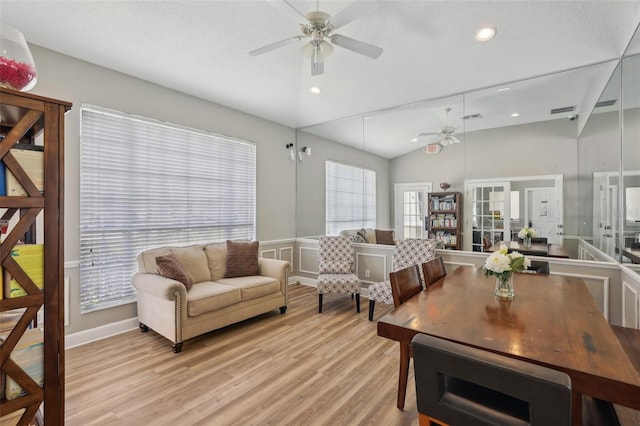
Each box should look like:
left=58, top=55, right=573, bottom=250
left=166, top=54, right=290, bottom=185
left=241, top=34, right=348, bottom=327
left=550, top=105, right=576, bottom=115
left=462, top=113, right=483, bottom=120
left=595, top=99, right=617, bottom=108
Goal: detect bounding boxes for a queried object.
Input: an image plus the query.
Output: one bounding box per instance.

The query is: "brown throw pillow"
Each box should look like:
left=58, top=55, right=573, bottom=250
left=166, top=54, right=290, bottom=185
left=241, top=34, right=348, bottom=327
left=375, top=229, right=395, bottom=245
left=156, top=252, right=193, bottom=291
left=225, top=240, right=259, bottom=278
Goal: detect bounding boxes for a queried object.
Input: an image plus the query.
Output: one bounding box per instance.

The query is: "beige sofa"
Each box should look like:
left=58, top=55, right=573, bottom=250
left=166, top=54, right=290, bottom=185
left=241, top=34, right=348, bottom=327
left=132, top=242, right=290, bottom=352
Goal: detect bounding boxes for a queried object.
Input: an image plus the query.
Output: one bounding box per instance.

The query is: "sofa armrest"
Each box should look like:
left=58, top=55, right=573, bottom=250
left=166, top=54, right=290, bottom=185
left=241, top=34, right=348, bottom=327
left=132, top=272, right=187, bottom=301
left=258, top=258, right=291, bottom=288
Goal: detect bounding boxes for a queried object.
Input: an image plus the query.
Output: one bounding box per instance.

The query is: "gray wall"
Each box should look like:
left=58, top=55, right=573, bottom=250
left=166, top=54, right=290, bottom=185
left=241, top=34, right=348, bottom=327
left=28, top=45, right=296, bottom=334
left=391, top=118, right=580, bottom=243
left=295, top=130, right=390, bottom=237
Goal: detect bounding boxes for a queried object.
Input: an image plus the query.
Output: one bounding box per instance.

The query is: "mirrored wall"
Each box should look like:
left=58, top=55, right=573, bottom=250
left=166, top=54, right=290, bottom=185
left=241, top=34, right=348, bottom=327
left=295, top=23, right=640, bottom=267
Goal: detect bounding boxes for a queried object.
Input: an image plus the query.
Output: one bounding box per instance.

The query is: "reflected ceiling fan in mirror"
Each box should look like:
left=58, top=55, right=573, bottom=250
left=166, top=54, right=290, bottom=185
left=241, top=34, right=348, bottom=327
left=417, top=108, right=461, bottom=150
left=249, top=0, right=383, bottom=76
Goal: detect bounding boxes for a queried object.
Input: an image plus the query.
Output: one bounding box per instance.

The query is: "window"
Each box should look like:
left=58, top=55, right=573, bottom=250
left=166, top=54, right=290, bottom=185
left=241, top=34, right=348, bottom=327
left=325, top=161, right=376, bottom=235
left=80, top=105, right=256, bottom=313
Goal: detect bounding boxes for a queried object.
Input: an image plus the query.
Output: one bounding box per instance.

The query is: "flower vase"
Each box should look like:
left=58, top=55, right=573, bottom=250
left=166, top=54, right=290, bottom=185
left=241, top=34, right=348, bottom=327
left=495, top=273, right=515, bottom=300
left=0, top=24, right=37, bottom=91
left=523, top=237, right=532, bottom=248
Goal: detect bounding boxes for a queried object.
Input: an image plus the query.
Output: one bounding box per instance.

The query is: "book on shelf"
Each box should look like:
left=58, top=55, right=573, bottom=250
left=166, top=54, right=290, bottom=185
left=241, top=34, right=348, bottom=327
left=430, top=214, right=457, bottom=228
left=5, top=145, right=44, bottom=197
left=1, top=328, right=44, bottom=400
left=3, top=244, right=44, bottom=298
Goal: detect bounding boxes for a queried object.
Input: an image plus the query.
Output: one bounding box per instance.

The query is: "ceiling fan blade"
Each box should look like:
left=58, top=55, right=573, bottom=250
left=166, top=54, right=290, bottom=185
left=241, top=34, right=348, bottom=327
left=330, top=34, right=383, bottom=58
left=328, top=1, right=378, bottom=29
left=249, top=36, right=302, bottom=56
left=266, top=0, right=307, bottom=24
left=417, top=132, right=441, bottom=137
left=449, top=136, right=462, bottom=144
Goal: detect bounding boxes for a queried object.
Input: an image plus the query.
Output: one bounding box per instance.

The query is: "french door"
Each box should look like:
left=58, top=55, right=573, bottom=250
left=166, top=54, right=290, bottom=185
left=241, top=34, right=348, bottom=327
left=394, top=183, right=432, bottom=240
left=465, top=181, right=511, bottom=252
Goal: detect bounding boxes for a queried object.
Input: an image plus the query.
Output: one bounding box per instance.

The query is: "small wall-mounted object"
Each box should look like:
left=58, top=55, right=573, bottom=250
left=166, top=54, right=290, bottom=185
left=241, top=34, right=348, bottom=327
left=285, top=143, right=295, bottom=161
left=298, top=146, right=311, bottom=161
left=424, top=144, right=442, bottom=155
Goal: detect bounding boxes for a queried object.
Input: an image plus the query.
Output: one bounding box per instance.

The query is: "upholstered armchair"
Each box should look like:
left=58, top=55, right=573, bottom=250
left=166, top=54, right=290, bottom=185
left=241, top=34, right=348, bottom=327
left=317, top=236, right=361, bottom=313
left=368, top=238, right=440, bottom=321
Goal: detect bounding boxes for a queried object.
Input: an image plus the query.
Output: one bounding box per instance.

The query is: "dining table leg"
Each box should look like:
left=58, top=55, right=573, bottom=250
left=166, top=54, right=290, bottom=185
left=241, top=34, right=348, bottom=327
left=397, top=341, right=410, bottom=409
left=572, top=391, right=582, bottom=426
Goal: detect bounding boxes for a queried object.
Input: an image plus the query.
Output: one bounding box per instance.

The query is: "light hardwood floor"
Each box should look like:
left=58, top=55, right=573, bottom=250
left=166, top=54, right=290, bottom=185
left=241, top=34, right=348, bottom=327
left=63, top=284, right=639, bottom=426
left=65, top=285, right=418, bottom=426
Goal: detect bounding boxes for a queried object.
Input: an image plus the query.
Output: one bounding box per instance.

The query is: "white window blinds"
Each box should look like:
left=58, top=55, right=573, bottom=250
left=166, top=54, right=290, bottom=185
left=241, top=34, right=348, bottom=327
left=325, top=160, right=376, bottom=236
left=80, top=105, right=256, bottom=313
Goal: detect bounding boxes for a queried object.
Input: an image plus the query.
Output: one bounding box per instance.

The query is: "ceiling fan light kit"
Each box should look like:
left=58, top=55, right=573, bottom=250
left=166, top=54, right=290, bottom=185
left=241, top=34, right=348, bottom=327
left=250, top=0, right=383, bottom=76
left=418, top=107, right=461, bottom=153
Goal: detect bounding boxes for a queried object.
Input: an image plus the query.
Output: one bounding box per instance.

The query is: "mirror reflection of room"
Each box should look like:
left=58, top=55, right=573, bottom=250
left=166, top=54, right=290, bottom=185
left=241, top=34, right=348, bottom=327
left=296, top=21, right=640, bottom=269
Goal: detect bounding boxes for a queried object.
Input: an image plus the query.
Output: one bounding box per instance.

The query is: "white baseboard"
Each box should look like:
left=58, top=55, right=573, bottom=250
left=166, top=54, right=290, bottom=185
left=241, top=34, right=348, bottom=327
left=65, top=317, right=138, bottom=349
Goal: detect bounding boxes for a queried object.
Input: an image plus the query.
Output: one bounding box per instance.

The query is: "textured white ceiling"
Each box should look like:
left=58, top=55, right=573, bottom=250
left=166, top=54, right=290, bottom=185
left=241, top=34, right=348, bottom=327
left=2, top=0, right=639, bottom=157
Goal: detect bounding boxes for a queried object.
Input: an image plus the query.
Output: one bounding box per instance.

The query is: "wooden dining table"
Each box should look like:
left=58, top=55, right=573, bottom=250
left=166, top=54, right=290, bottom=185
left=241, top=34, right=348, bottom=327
left=377, top=266, right=640, bottom=425
left=488, top=240, right=570, bottom=258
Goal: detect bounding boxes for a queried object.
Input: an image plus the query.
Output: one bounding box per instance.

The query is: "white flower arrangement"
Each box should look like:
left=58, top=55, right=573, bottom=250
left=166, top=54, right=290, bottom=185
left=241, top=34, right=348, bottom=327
left=484, top=244, right=531, bottom=279
left=517, top=226, right=537, bottom=239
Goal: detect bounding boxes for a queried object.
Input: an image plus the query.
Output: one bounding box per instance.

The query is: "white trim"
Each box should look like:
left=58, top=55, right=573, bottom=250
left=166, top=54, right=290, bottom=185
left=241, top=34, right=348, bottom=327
left=622, top=279, right=639, bottom=328
left=279, top=246, right=294, bottom=263
left=299, top=246, right=319, bottom=274
left=260, top=249, right=277, bottom=259
left=65, top=317, right=138, bottom=349
left=64, top=260, right=80, bottom=269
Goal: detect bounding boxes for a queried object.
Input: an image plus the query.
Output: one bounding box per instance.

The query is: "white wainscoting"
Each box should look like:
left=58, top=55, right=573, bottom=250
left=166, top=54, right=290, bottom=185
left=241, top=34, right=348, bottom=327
left=279, top=246, right=293, bottom=264
left=356, top=252, right=388, bottom=285
left=621, top=266, right=640, bottom=328
left=261, top=249, right=276, bottom=259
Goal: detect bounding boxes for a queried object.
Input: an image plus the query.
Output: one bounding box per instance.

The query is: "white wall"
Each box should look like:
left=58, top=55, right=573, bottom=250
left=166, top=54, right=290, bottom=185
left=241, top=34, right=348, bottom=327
left=27, top=45, right=296, bottom=334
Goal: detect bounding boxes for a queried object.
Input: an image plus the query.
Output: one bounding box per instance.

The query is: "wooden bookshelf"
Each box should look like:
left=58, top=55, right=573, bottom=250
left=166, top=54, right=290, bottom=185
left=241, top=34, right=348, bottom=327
left=427, top=191, right=462, bottom=250
left=0, top=88, right=71, bottom=425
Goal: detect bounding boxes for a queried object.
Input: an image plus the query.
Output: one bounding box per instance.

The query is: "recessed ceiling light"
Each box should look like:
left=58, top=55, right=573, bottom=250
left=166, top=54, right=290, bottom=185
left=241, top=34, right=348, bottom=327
left=309, top=86, right=322, bottom=95
left=511, top=112, right=521, bottom=117
left=496, top=87, right=510, bottom=92
left=411, top=138, right=418, bottom=142
left=476, top=27, right=496, bottom=42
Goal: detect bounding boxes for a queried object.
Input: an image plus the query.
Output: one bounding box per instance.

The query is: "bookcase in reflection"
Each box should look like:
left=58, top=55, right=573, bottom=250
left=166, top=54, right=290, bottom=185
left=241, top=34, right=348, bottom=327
left=427, top=191, right=462, bottom=250
left=0, top=88, right=70, bottom=425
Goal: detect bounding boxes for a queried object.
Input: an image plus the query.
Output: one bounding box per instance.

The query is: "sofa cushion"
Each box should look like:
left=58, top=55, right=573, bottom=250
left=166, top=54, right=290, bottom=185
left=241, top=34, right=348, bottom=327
left=217, top=276, right=280, bottom=301
left=186, top=282, right=241, bottom=316
left=375, top=229, right=395, bottom=245
left=172, top=245, right=211, bottom=284
left=155, top=252, right=193, bottom=290
left=204, top=242, right=228, bottom=281
left=224, top=240, right=259, bottom=278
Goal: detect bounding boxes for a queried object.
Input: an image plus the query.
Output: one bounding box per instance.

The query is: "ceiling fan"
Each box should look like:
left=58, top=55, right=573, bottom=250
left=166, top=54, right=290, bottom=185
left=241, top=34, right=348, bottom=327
left=416, top=108, right=461, bottom=148
left=249, top=0, right=383, bottom=76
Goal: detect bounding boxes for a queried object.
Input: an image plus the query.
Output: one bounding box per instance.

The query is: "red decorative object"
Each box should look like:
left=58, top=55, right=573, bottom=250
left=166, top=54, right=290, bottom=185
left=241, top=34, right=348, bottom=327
left=0, top=24, right=37, bottom=91
left=0, top=56, right=36, bottom=91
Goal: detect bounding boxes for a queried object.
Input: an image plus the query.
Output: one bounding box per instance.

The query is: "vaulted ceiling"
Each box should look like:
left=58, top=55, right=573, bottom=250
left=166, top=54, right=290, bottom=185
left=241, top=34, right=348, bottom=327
left=2, top=1, right=639, bottom=157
